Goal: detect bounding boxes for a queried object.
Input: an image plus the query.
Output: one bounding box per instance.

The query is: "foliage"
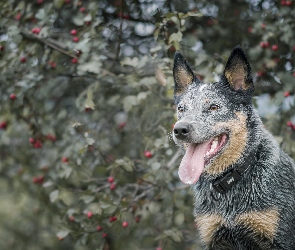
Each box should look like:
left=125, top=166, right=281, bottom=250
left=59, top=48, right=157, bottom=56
left=0, top=0, right=294, bottom=249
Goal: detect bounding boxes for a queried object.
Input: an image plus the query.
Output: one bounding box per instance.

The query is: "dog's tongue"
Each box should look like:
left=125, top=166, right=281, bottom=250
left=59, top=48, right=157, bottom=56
left=178, top=142, right=210, bottom=185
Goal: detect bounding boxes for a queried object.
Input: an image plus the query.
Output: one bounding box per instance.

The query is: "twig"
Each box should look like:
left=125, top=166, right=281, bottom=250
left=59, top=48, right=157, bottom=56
left=20, top=29, right=77, bottom=58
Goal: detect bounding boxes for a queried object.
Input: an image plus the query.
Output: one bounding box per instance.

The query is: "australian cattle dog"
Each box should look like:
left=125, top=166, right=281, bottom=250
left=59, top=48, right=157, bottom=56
left=172, top=46, right=295, bottom=249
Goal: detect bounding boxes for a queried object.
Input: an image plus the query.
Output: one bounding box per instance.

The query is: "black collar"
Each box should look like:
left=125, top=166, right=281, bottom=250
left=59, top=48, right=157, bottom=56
left=212, top=146, right=260, bottom=194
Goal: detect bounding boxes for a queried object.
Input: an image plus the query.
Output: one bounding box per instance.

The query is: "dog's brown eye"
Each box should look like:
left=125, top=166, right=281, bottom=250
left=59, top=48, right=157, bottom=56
left=178, top=106, right=184, bottom=112
left=209, top=104, right=219, bottom=111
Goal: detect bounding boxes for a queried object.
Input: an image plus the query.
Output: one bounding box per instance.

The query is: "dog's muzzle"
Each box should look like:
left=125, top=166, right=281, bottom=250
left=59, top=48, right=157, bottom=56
left=173, top=122, right=191, bottom=140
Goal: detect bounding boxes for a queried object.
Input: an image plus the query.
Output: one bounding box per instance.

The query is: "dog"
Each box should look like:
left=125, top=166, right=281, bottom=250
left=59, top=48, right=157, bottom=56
left=172, top=46, right=295, bottom=249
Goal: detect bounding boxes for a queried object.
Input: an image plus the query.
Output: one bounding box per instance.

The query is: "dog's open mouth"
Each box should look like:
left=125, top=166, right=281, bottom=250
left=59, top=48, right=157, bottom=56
left=178, top=134, right=228, bottom=185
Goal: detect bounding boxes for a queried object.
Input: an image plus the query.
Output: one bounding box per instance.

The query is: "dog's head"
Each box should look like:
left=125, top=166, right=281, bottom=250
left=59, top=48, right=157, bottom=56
left=173, top=46, right=255, bottom=184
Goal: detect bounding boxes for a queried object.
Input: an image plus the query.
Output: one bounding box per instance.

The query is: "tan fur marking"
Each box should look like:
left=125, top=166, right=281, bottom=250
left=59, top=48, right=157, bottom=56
left=225, top=63, right=248, bottom=90
left=205, top=113, right=247, bottom=175
left=195, top=213, right=225, bottom=244
left=235, top=208, right=279, bottom=241
left=174, top=67, right=193, bottom=95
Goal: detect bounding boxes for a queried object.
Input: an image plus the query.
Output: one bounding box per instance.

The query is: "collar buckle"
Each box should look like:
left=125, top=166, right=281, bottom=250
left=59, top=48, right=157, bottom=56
left=213, top=169, right=242, bottom=193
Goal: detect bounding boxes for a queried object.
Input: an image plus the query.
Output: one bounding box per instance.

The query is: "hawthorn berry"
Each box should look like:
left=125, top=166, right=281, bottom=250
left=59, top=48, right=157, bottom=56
left=62, top=157, right=69, bottom=163
left=144, top=150, right=153, bottom=158
left=71, top=58, right=78, bottom=64
left=122, top=221, right=129, bottom=228
left=109, top=216, right=117, bottom=222
left=69, top=216, right=75, bottom=221
left=287, top=121, right=293, bottom=127
left=0, top=45, right=4, bottom=51
left=108, top=176, right=115, bottom=183
left=79, top=7, right=86, bottom=13
left=20, top=56, right=27, bottom=63
left=87, top=211, right=93, bottom=218
left=284, top=92, right=290, bottom=97
left=33, top=140, right=42, bottom=148
left=102, top=233, right=107, bottom=238
left=73, top=36, right=79, bottom=42
left=110, top=183, right=116, bottom=190
left=272, top=45, right=279, bottom=51
left=29, top=137, right=35, bottom=144
left=10, top=93, right=16, bottom=100
left=15, top=13, right=21, bottom=21
left=70, top=29, right=77, bottom=36
left=118, top=122, right=126, bottom=129
left=96, top=225, right=103, bottom=231
left=0, top=121, right=7, bottom=129
left=37, top=0, right=43, bottom=4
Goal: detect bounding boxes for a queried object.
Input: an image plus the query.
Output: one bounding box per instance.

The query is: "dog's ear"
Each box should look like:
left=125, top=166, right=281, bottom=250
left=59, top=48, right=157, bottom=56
left=173, top=52, right=200, bottom=96
left=223, top=46, right=253, bottom=91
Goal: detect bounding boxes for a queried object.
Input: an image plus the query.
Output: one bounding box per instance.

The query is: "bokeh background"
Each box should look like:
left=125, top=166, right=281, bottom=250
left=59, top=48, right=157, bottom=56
left=0, top=0, right=295, bottom=249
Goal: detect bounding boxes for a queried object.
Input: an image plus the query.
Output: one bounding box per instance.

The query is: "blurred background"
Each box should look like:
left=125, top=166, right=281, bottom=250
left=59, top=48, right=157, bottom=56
left=0, top=0, right=294, bottom=249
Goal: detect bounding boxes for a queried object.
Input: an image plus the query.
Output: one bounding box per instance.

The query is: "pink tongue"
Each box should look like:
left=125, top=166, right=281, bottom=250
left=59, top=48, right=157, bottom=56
left=178, top=142, right=210, bottom=185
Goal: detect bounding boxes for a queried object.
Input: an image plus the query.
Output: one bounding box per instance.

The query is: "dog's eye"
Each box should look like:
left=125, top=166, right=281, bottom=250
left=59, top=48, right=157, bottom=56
left=209, top=104, right=219, bottom=111
left=178, top=105, right=185, bottom=112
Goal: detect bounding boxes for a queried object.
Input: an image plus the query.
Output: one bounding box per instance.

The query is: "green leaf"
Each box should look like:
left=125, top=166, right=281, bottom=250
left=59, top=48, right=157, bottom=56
left=57, top=230, right=70, bottom=239
left=85, top=89, right=95, bottom=110
left=80, top=195, right=95, bottom=204
left=50, top=190, right=59, bottom=203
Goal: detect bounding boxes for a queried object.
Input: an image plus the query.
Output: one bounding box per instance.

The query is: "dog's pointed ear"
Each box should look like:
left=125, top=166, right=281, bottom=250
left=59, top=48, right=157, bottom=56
left=173, top=52, right=200, bottom=96
left=223, top=46, right=253, bottom=91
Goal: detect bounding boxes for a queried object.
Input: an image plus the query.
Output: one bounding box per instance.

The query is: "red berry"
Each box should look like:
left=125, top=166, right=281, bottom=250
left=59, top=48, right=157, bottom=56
left=281, top=0, right=286, bottom=5
left=70, top=29, right=77, bottom=36
left=37, top=0, right=43, bottom=4
left=122, top=221, right=129, bottom=228
left=73, top=36, right=79, bottom=42
left=71, top=58, right=78, bottom=64
left=33, top=140, right=42, bottom=148
left=96, top=225, right=103, bottom=231
left=108, top=176, right=115, bottom=183
left=110, top=183, right=116, bottom=190
left=144, top=150, right=153, bottom=158
left=20, top=56, right=26, bottom=63
left=0, top=121, right=7, bottom=129
left=156, top=248, right=162, bottom=250
left=10, top=93, right=16, bottom=100
left=292, top=125, right=295, bottom=131
left=287, top=121, right=293, bottom=127
left=47, top=134, right=56, bottom=141
left=247, top=27, right=252, bottom=33
left=272, top=45, right=279, bottom=51
left=69, top=216, right=75, bottom=221
left=50, top=62, right=56, bottom=68
left=259, top=41, right=269, bottom=48
left=102, top=233, right=107, bottom=238
left=261, top=23, right=266, bottom=28
left=87, top=211, right=93, bottom=218
left=135, top=216, right=140, bottom=223
left=285, top=0, right=292, bottom=5
left=15, top=13, right=21, bottom=21
left=256, top=71, right=265, bottom=77
left=109, top=216, right=117, bottom=222
left=293, top=72, right=295, bottom=78
left=57, top=236, right=64, bottom=241
left=75, top=50, right=82, bottom=56
left=284, top=92, right=290, bottom=97
left=85, top=107, right=91, bottom=112
left=0, top=45, right=4, bottom=51
left=62, top=157, right=69, bottom=163
left=118, top=122, right=126, bottom=129
left=79, top=7, right=86, bottom=12
left=65, top=0, right=70, bottom=3
left=29, top=137, right=35, bottom=144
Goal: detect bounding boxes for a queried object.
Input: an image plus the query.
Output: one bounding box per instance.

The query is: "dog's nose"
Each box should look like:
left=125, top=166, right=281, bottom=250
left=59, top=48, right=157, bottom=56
left=173, top=122, right=191, bottom=140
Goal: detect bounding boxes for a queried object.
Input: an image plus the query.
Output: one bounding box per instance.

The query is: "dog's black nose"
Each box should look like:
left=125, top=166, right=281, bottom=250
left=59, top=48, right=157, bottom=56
left=173, top=122, right=191, bottom=140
